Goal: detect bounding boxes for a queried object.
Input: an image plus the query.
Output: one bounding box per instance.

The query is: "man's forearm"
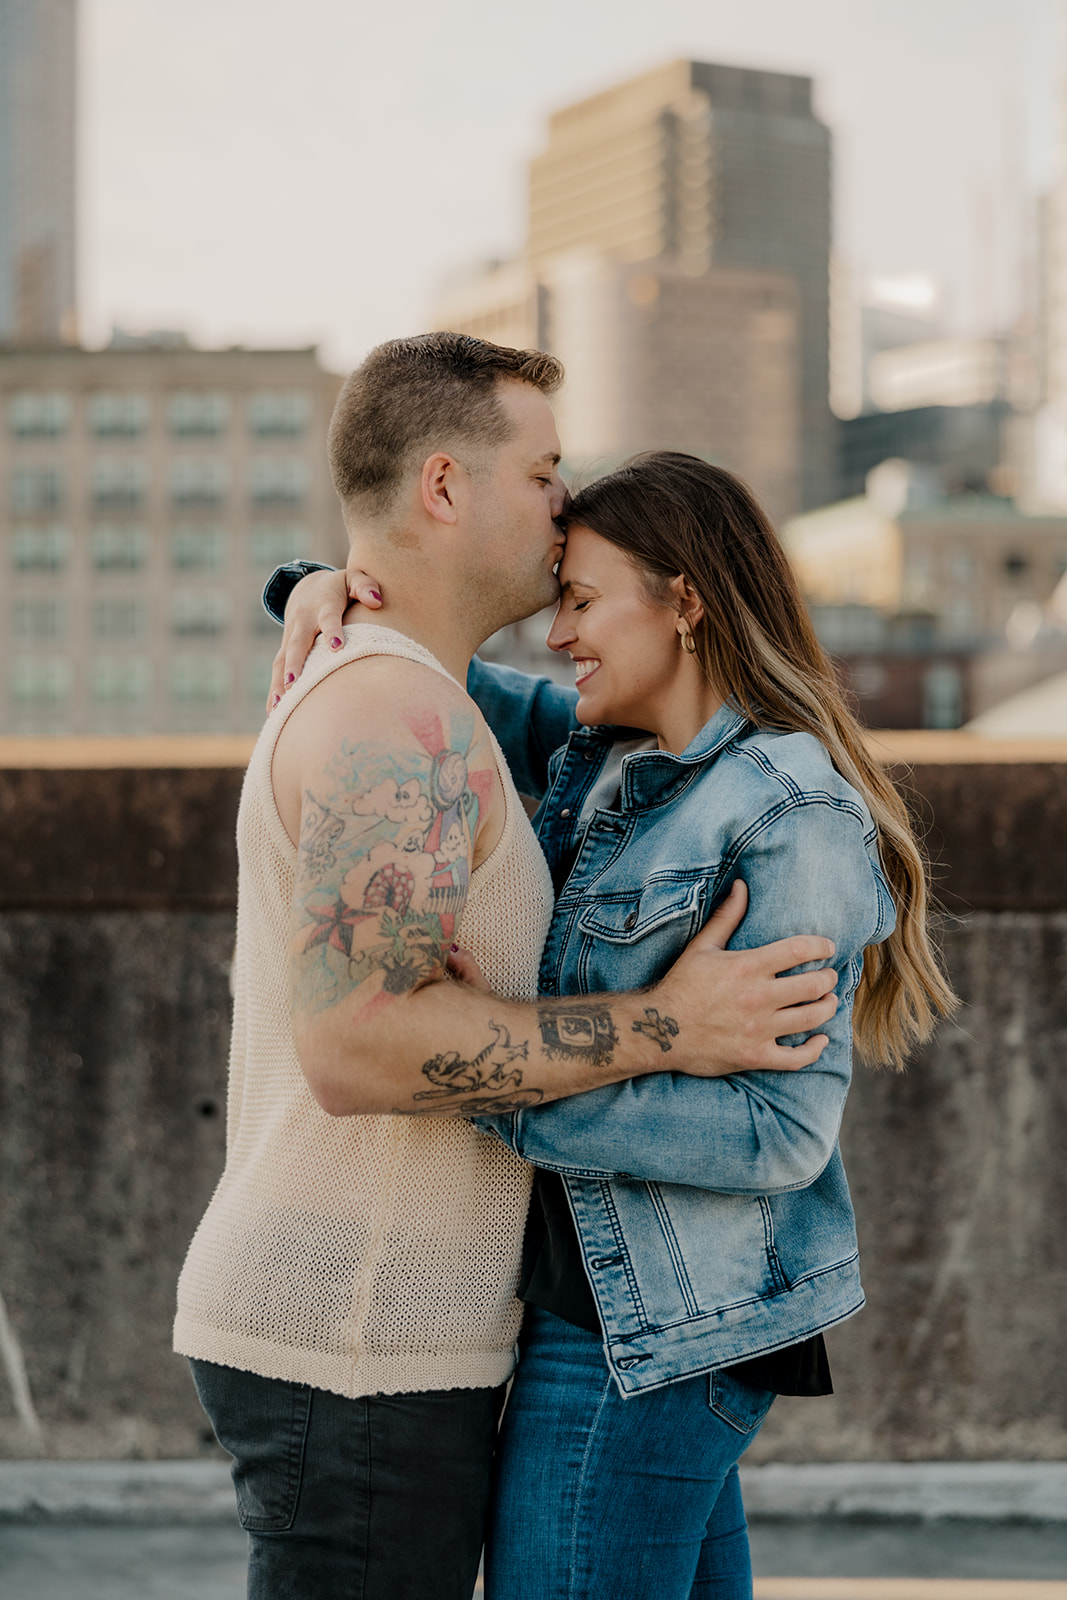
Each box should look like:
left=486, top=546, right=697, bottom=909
left=295, top=978, right=681, bottom=1117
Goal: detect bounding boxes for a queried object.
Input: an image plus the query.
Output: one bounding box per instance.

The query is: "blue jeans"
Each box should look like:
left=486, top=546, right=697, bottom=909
left=190, top=1358, right=504, bottom=1599
left=485, top=1307, right=774, bottom=1600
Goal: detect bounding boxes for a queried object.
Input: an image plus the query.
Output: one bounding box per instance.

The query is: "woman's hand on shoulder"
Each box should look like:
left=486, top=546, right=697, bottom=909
left=268, top=567, right=384, bottom=710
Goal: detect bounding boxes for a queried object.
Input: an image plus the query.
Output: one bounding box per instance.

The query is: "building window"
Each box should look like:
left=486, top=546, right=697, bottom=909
left=14, top=598, right=65, bottom=639
left=92, top=658, right=152, bottom=704
left=170, top=458, right=229, bottom=507
left=11, top=464, right=65, bottom=513
left=922, top=663, right=963, bottom=729
left=247, top=657, right=275, bottom=701
left=91, top=459, right=148, bottom=510
left=168, top=393, right=230, bottom=437
left=91, top=524, right=150, bottom=571
left=89, top=392, right=150, bottom=437
left=12, top=658, right=72, bottom=706
left=249, top=523, right=306, bottom=566
left=12, top=525, right=69, bottom=570
left=172, top=590, right=230, bottom=636
left=251, top=598, right=280, bottom=637
left=170, top=657, right=232, bottom=703
left=850, top=660, right=887, bottom=698
left=93, top=598, right=144, bottom=638
left=248, top=392, right=310, bottom=437
left=249, top=457, right=307, bottom=506
left=171, top=523, right=227, bottom=569
left=948, top=550, right=976, bottom=584
left=9, top=393, right=70, bottom=438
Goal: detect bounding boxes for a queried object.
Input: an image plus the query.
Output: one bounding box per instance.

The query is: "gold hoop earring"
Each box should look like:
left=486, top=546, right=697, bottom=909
left=681, top=629, right=697, bottom=655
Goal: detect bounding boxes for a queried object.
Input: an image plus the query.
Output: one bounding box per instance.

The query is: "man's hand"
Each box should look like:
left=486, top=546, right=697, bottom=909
left=267, top=567, right=384, bottom=711
left=651, top=880, right=838, bottom=1075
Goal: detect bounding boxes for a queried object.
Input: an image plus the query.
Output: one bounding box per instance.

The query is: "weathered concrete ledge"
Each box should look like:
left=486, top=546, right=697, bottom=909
left=0, top=735, right=1064, bottom=1462
left=740, top=1462, right=1067, bottom=1524
left=0, top=1459, right=1063, bottom=1526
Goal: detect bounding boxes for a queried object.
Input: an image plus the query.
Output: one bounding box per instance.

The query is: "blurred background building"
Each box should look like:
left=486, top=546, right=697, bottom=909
left=434, top=60, right=833, bottom=519
left=6, top=12, right=1067, bottom=736
left=0, top=0, right=345, bottom=736
left=0, top=0, right=77, bottom=345
left=0, top=339, right=344, bottom=734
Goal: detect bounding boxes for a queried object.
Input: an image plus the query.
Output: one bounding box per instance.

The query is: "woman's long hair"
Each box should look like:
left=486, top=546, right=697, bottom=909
left=564, top=451, right=957, bottom=1070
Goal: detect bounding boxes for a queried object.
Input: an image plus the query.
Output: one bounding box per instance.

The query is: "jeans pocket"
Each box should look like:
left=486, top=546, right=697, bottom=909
left=189, top=1358, right=312, bottom=1532
left=707, top=1368, right=775, bottom=1436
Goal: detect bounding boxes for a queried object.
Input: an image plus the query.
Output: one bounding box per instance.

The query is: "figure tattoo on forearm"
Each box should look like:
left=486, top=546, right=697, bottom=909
left=410, top=1021, right=544, bottom=1113
left=631, top=1007, right=679, bottom=1052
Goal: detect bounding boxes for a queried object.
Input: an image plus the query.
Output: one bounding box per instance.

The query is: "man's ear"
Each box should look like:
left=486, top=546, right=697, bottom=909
left=667, top=573, right=704, bottom=632
left=420, top=453, right=461, bottom=525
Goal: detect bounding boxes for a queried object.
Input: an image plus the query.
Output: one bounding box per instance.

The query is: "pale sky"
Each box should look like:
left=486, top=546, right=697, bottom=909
left=79, top=0, right=1061, bottom=371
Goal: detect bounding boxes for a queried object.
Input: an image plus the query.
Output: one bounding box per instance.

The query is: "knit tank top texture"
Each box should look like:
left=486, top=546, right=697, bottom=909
left=174, top=625, right=554, bottom=1397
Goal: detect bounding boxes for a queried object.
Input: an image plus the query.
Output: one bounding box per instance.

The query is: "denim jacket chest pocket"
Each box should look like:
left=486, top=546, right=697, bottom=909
left=573, top=877, right=709, bottom=994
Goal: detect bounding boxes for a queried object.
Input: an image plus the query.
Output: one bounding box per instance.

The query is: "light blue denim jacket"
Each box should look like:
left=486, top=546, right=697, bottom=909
left=467, top=657, right=896, bottom=1396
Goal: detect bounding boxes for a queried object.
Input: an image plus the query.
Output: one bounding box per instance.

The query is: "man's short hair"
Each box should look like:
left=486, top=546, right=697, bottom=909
left=328, top=332, right=564, bottom=521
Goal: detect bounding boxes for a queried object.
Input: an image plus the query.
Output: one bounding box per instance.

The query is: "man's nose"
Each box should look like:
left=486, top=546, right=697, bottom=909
left=550, top=476, right=569, bottom=523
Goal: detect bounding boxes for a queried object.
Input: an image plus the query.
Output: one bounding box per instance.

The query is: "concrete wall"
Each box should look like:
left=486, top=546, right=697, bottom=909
left=0, top=744, right=1064, bottom=1460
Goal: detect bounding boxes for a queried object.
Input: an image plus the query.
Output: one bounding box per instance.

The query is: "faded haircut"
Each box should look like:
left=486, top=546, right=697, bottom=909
left=327, top=332, right=564, bottom=520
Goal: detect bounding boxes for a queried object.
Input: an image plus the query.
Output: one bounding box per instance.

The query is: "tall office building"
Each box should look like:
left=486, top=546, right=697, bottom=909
left=526, top=60, right=835, bottom=510
left=0, top=0, right=78, bottom=344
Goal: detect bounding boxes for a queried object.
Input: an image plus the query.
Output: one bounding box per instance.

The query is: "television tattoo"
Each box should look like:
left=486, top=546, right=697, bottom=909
left=538, top=1001, right=618, bottom=1069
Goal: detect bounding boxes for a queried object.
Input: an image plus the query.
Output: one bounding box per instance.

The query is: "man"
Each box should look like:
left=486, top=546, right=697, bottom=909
left=175, top=333, right=838, bottom=1599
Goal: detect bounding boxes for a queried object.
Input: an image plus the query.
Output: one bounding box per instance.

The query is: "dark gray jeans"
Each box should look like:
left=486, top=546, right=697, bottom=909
left=190, top=1358, right=505, bottom=1600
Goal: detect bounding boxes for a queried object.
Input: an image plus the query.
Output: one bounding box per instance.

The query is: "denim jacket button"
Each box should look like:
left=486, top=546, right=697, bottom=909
left=560, top=808, right=572, bottom=818
left=624, top=912, right=638, bottom=929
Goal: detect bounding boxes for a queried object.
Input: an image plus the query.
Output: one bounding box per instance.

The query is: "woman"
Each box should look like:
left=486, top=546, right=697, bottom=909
left=267, top=453, right=955, bottom=1600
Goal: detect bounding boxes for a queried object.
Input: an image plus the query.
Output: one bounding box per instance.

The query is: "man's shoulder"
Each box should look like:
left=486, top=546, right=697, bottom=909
left=285, top=648, right=479, bottom=748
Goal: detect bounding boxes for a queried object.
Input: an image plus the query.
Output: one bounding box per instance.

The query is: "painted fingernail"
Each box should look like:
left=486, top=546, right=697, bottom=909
left=271, top=694, right=280, bottom=708
left=330, top=636, right=343, bottom=648
left=370, top=590, right=382, bottom=603
left=285, top=673, right=295, bottom=685
left=450, top=943, right=459, bottom=953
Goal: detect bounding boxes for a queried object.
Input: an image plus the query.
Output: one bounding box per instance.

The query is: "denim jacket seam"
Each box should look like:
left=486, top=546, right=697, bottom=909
left=718, top=791, right=873, bottom=881
left=644, top=1184, right=700, bottom=1316
left=592, top=1177, right=649, bottom=1329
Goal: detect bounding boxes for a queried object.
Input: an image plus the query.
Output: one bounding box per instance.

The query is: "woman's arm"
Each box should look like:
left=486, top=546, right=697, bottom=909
left=478, top=800, right=894, bottom=1194
left=466, top=657, right=579, bottom=801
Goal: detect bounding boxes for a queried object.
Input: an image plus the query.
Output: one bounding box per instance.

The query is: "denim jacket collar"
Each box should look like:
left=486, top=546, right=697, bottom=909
left=574, top=703, right=751, bottom=812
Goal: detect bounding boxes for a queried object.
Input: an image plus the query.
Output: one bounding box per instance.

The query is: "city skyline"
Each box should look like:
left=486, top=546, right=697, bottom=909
left=77, top=0, right=1060, bottom=369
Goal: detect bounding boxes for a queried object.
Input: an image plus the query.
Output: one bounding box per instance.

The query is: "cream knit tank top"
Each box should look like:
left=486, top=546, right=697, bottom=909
left=174, top=625, right=554, bottom=1397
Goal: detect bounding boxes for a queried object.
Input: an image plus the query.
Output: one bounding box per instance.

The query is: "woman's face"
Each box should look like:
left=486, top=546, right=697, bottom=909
left=546, top=523, right=689, bottom=734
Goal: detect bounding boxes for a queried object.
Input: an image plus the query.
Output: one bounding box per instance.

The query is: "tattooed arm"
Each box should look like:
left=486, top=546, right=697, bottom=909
left=275, top=658, right=841, bottom=1117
